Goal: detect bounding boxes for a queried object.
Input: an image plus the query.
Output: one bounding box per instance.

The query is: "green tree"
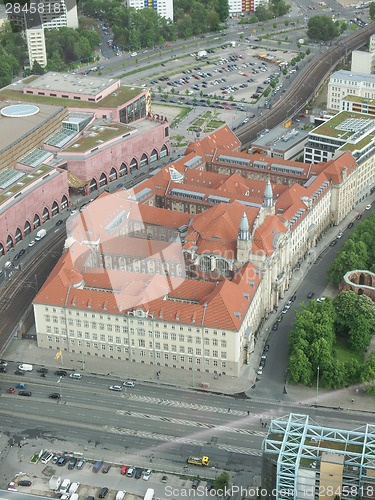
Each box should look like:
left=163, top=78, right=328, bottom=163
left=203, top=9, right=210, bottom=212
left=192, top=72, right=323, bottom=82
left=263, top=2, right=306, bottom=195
left=214, top=0, right=229, bottom=22
left=361, top=353, right=375, bottom=389
left=307, top=15, right=340, bottom=41
left=348, top=315, right=372, bottom=352
left=333, top=291, right=357, bottom=336
left=370, top=2, right=375, bottom=19
left=213, top=472, right=229, bottom=490
left=288, top=349, right=313, bottom=384
left=31, top=60, right=44, bottom=74
left=273, top=22, right=277, bottom=28
left=306, top=47, right=311, bottom=55
left=284, top=19, right=289, bottom=26
left=285, top=35, right=288, bottom=41
left=0, top=57, right=13, bottom=88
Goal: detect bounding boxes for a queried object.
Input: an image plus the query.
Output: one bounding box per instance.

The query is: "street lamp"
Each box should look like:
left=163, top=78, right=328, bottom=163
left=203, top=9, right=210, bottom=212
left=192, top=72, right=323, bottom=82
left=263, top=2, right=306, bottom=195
left=316, top=366, right=320, bottom=404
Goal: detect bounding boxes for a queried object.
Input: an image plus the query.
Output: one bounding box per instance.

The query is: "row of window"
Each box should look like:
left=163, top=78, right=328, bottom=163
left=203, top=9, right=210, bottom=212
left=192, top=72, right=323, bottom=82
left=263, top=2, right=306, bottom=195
left=46, top=336, right=227, bottom=362
left=44, top=326, right=227, bottom=347
left=43, top=311, right=227, bottom=336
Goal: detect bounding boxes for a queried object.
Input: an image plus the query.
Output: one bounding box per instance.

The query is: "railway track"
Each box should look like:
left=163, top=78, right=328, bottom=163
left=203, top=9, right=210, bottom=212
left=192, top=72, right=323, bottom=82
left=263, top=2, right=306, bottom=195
left=0, top=230, right=66, bottom=353
left=237, top=22, right=375, bottom=148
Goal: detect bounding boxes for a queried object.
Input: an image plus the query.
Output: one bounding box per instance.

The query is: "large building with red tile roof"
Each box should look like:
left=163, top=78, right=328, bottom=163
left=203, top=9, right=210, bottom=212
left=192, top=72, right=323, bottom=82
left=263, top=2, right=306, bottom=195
left=33, top=126, right=359, bottom=377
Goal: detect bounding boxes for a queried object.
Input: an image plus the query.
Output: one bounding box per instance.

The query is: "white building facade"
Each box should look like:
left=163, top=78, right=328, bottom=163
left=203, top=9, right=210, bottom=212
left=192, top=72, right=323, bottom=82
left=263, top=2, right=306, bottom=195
left=328, top=70, right=375, bottom=111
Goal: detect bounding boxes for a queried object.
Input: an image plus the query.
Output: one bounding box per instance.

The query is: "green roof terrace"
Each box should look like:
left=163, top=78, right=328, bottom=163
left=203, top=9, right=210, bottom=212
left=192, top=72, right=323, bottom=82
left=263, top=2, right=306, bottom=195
left=0, top=164, right=53, bottom=205
left=64, top=122, right=133, bottom=153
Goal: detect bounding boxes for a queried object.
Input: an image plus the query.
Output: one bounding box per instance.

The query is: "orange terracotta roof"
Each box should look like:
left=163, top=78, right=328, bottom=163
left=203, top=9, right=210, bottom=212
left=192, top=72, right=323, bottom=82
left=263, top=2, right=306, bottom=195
left=252, top=215, right=287, bottom=256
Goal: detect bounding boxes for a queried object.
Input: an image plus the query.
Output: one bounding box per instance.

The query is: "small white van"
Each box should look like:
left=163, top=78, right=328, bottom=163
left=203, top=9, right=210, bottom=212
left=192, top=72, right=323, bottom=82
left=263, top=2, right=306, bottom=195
left=18, top=364, right=33, bottom=371
left=60, top=479, right=71, bottom=493
left=41, top=452, right=53, bottom=464
left=116, top=491, right=126, bottom=500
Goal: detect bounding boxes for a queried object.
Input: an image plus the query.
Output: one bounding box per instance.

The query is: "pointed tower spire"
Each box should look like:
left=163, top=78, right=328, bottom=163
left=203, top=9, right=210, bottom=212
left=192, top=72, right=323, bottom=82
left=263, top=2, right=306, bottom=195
left=238, top=212, right=250, bottom=241
left=263, top=180, right=273, bottom=207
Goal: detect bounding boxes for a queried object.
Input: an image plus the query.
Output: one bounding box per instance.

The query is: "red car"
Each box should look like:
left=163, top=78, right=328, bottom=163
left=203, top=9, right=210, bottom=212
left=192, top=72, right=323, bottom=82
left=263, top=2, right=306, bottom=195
left=243, top=73, right=248, bottom=77
left=7, top=388, right=15, bottom=393
left=299, top=113, right=306, bottom=118
left=121, top=465, right=128, bottom=475
left=165, top=44, right=171, bottom=47
left=356, top=214, right=362, bottom=219
left=250, top=114, right=255, bottom=118
left=225, top=106, right=231, bottom=110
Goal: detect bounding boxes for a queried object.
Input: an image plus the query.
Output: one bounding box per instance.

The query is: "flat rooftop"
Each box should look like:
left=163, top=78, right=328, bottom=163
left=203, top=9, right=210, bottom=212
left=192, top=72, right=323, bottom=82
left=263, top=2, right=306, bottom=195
left=0, top=86, right=143, bottom=109
left=64, top=122, right=133, bottom=152
left=0, top=164, right=54, bottom=206
left=343, top=95, right=375, bottom=106
left=0, top=99, right=64, bottom=155
left=311, top=111, right=375, bottom=141
left=252, top=125, right=308, bottom=152
left=24, top=72, right=120, bottom=97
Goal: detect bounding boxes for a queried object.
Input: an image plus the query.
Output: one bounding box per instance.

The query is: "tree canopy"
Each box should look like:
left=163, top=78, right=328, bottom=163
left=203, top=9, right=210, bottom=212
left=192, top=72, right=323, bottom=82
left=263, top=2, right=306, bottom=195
left=307, top=15, right=340, bottom=40
left=288, top=291, right=375, bottom=389
left=328, top=212, right=375, bottom=286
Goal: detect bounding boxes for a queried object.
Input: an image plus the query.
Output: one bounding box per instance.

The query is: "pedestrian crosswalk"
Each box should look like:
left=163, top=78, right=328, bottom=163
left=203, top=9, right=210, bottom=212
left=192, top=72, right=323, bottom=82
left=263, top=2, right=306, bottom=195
left=116, top=408, right=266, bottom=437
left=107, top=425, right=263, bottom=456
left=127, top=394, right=249, bottom=416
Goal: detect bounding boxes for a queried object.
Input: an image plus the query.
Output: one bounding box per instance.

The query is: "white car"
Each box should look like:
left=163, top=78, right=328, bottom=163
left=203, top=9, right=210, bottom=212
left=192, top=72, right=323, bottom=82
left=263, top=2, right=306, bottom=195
left=70, top=210, right=77, bottom=215
left=316, top=297, right=326, bottom=303
left=130, top=52, right=137, bottom=57
left=337, top=232, right=343, bottom=239
left=257, top=366, right=263, bottom=375
left=143, top=469, right=152, bottom=480
left=109, top=385, right=123, bottom=391
left=123, top=380, right=135, bottom=387
left=69, top=373, right=82, bottom=379
left=366, top=204, right=371, bottom=210
left=28, top=240, right=35, bottom=247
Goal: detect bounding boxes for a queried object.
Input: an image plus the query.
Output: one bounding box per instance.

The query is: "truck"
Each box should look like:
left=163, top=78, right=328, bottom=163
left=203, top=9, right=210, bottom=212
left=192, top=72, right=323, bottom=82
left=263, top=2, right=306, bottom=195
left=187, top=456, right=210, bottom=466
left=197, top=50, right=207, bottom=59
left=231, top=41, right=236, bottom=47
left=144, top=488, right=154, bottom=500
left=93, top=460, right=103, bottom=472
left=35, top=229, right=46, bottom=241
left=49, top=476, right=61, bottom=491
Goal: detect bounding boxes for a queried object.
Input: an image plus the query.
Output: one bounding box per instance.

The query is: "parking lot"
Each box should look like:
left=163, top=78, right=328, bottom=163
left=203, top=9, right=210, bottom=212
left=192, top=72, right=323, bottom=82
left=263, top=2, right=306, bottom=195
left=5, top=444, right=218, bottom=499
left=147, top=43, right=296, bottom=111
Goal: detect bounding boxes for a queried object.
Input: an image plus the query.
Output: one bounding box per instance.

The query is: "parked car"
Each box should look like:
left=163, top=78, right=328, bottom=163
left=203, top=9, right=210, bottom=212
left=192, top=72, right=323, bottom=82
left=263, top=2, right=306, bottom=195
left=143, top=469, right=152, bottom=480
left=161, top=475, right=168, bottom=483
left=55, top=370, right=67, bottom=376
left=17, top=480, right=32, bottom=486
left=102, top=463, right=111, bottom=473
left=272, top=323, right=278, bottom=331
left=56, top=220, right=63, bottom=226
left=123, top=380, right=135, bottom=387
left=0, top=366, right=7, bottom=373
left=307, top=292, right=314, bottom=299
left=0, top=360, right=7, bottom=366
left=99, top=487, right=109, bottom=498
left=263, top=344, right=269, bottom=352
left=7, top=388, right=15, bottom=393
left=68, top=457, right=77, bottom=469
left=15, top=370, right=24, bottom=375
left=329, top=240, right=337, bottom=246
left=121, top=465, right=128, bottom=475
left=126, top=467, right=135, bottom=477
left=192, top=479, right=200, bottom=489
left=28, top=240, right=35, bottom=247
left=366, top=204, right=371, bottom=210
left=337, top=232, right=343, bottom=239
left=57, top=456, right=67, bottom=466
left=77, top=459, right=85, bottom=469
left=135, top=468, right=143, bottom=479
left=356, top=214, right=362, bottom=219
left=348, top=222, right=354, bottom=229
left=257, top=366, right=263, bottom=375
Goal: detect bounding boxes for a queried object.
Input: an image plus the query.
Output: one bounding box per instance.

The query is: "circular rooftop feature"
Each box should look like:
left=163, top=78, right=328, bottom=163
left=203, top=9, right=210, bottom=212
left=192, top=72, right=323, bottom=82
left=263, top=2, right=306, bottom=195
left=1, top=104, right=39, bottom=118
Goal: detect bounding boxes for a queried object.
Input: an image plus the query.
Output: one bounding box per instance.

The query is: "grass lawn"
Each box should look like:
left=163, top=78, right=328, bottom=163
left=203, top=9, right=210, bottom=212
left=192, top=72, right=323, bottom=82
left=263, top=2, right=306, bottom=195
left=333, top=337, right=364, bottom=364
